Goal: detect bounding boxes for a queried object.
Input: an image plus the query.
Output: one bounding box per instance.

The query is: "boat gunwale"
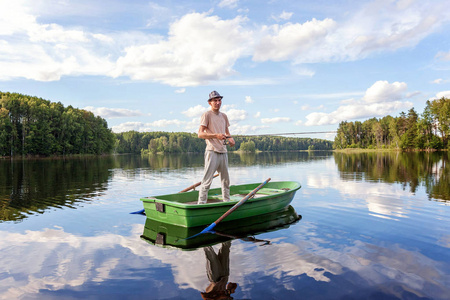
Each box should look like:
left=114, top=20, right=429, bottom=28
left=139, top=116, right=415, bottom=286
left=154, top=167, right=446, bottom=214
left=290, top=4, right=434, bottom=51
left=140, top=181, right=301, bottom=209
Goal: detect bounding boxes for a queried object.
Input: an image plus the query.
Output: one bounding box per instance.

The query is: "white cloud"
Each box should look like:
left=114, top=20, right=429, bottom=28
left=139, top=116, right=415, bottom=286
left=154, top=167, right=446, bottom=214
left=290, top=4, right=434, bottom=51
left=145, top=2, right=173, bottom=28
left=279, top=11, right=293, bottom=21
left=222, top=108, right=248, bottom=122
left=182, top=105, right=208, bottom=118
left=175, top=88, right=186, bottom=93
left=148, top=119, right=184, bottom=127
left=433, top=90, right=450, bottom=99
left=363, top=80, right=408, bottom=103
left=254, top=111, right=261, bottom=118
left=272, top=11, right=294, bottom=22
left=0, top=1, right=116, bottom=81
left=305, top=101, right=412, bottom=126
left=184, top=117, right=201, bottom=131
left=245, top=96, right=254, bottom=103
left=253, top=18, right=337, bottom=62
left=112, top=12, right=251, bottom=86
left=301, top=104, right=324, bottom=111
left=304, top=80, right=413, bottom=126
left=432, top=78, right=450, bottom=84
left=84, top=106, right=146, bottom=118
left=229, top=124, right=268, bottom=135
left=218, top=0, right=239, bottom=9
left=254, top=1, right=450, bottom=64
left=433, top=78, right=443, bottom=84
left=211, top=77, right=282, bottom=86
left=111, top=119, right=184, bottom=132
left=111, top=122, right=145, bottom=133
left=261, top=117, right=291, bottom=124
left=291, top=66, right=315, bottom=77
left=435, top=50, right=450, bottom=61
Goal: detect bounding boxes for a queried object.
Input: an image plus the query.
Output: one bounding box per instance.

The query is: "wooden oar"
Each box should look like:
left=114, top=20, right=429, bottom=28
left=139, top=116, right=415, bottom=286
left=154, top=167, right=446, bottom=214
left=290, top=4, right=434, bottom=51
left=191, top=178, right=271, bottom=237
left=130, top=174, right=219, bottom=214
left=179, top=173, right=219, bottom=193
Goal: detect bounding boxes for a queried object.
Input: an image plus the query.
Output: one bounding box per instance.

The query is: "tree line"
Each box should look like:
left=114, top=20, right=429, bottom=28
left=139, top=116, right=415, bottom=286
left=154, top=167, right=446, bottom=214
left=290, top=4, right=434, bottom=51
left=0, top=91, right=333, bottom=157
left=0, top=92, right=115, bottom=156
left=334, top=97, right=450, bottom=150
left=115, top=131, right=334, bottom=154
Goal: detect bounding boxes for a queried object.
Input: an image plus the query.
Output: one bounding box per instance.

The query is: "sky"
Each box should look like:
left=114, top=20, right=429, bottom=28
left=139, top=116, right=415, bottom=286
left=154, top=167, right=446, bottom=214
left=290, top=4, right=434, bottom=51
left=1, top=0, right=450, bottom=140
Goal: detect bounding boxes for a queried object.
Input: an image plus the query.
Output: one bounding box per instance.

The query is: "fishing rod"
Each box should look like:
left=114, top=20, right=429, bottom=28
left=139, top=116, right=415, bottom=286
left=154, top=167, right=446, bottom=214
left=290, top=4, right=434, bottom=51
left=223, top=131, right=336, bottom=144
left=223, top=131, right=337, bottom=143
left=231, top=131, right=337, bottom=137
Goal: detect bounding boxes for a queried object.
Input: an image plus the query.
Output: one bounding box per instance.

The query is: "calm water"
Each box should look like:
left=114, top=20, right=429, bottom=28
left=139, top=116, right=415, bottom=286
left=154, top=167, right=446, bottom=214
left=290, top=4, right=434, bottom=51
left=0, top=152, right=449, bottom=300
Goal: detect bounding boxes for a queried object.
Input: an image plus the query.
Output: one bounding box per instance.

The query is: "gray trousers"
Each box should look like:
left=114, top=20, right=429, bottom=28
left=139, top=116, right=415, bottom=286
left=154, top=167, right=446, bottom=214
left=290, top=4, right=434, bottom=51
left=204, top=241, right=231, bottom=283
left=198, top=151, right=230, bottom=204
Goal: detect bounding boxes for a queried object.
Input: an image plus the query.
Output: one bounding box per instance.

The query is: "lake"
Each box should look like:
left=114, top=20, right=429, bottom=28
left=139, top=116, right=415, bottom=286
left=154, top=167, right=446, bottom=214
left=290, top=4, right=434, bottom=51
left=0, top=151, right=449, bottom=299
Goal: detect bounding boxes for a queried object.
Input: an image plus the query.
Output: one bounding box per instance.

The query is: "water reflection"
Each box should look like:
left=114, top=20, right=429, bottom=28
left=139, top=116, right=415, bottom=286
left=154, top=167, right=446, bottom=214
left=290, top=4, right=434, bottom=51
left=1, top=219, right=448, bottom=299
left=141, top=206, right=301, bottom=299
left=133, top=151, right=332, bottom=170
left=333, top=151, right=450, bottom=201
left=202, top=241, right=237, bottom=300
left=140, top=205, right=301, bottom=250
left=1, top=151, right=449, bottom=299
left=0, top=157, right=115, bottom=222
left=230, top=151, right=333, bottom=166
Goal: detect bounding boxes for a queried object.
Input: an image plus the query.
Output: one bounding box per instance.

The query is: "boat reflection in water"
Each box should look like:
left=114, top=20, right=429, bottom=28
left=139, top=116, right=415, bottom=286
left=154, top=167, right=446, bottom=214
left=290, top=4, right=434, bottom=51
left=140, top=205, right=301, bottom=250
left=141, top=205, right=301, bottom=299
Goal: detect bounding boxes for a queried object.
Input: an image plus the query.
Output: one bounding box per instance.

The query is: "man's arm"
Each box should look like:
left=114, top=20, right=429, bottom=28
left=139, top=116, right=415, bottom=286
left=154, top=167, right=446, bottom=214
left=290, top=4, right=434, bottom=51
left=198, top=125, right=227, bottom=140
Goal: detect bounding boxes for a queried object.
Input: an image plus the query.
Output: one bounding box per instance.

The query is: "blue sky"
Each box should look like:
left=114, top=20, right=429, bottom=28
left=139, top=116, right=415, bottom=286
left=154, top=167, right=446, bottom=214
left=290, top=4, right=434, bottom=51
left=1, top=0, right=450, bottom=140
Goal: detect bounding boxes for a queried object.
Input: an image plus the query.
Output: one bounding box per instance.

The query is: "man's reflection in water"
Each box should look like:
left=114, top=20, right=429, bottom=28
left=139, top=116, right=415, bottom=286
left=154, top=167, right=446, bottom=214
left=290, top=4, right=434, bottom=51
left=201, top=241, right=237, bottom=300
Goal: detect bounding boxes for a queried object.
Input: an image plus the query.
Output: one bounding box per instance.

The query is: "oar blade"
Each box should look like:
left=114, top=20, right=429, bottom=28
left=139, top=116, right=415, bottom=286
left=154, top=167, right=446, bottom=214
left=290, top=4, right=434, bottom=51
left=200, top=223, right=217, bottom=234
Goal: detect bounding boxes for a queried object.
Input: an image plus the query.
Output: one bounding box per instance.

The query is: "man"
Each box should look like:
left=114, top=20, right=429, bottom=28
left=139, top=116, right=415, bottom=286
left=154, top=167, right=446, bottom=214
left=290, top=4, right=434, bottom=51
left=197, top=91, right=235, bottom=204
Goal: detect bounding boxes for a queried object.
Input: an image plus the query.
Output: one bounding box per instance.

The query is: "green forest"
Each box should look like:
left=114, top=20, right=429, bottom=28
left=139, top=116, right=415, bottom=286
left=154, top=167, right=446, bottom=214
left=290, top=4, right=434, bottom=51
left=0, top=92, right=115, bottom=156
left=115, top=131, right=333, bottom=154
left=334, top=97, right=450, bottom=150
left=5, top=91, right=448, bottom=157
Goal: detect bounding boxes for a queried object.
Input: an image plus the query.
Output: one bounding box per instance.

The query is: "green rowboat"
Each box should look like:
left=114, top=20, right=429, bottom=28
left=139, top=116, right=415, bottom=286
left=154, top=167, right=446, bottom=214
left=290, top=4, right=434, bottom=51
left=140, top=181, right=301, bottom=227
left=140, top=205, right=301, bottom=250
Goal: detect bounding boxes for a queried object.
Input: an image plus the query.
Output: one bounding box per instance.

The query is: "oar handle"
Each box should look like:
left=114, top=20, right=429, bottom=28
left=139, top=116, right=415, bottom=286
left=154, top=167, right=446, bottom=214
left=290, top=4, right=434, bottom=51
left=179, top=173, right=219, bottom=193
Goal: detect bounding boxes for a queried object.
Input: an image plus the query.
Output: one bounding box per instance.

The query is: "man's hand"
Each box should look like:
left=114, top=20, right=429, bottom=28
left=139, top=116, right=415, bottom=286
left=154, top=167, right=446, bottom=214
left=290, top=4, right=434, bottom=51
left=216, top=133, right=228, bottom=140
left=223, top=136, right=235, bottom=147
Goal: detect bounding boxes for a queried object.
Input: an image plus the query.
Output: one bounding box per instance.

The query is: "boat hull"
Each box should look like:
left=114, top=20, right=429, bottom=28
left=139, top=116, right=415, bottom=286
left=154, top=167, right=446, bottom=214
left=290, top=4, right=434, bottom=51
left=140, top=181, right=301, bottom=227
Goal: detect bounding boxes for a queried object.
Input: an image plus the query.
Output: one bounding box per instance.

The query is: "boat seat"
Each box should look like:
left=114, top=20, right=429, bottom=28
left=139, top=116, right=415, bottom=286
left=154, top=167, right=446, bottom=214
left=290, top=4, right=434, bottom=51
left=238, top=188, right=287, bottom=195
left=209, top=194, right=243, bottom=201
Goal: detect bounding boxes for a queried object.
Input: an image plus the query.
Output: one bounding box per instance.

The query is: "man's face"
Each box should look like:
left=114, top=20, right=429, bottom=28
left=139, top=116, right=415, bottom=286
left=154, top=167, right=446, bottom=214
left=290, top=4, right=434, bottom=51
left=208, top=97, right=222, bottom=111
